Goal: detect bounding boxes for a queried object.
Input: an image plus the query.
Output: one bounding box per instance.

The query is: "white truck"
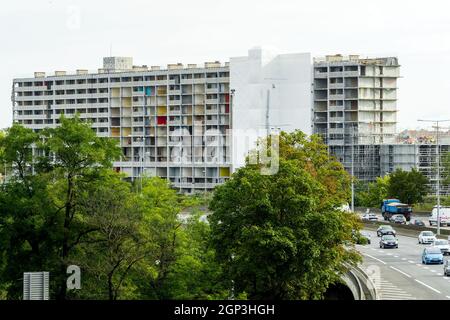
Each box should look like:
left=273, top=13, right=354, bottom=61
left=429, top=206, right=450, bottom=226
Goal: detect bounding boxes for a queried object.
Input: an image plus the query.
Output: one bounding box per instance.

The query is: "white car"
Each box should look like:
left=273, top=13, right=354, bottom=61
left=432, top=239, right=450, bottom=255
left=361, top=213, right=378, bottom=221
left=418, top=231, right=437, bottom=244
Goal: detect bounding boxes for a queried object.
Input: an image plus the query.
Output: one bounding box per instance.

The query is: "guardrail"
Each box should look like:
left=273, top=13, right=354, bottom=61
left=342, top=264, right=378, bottom=300
left=363, top=220, right=450, bottom=239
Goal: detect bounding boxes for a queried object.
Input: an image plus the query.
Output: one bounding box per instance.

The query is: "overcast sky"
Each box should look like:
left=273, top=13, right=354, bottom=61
left=1, top=0, right=449, bottom=131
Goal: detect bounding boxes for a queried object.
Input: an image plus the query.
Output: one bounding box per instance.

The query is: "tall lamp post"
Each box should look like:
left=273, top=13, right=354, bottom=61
left=418, top=119, right=450, bottom=235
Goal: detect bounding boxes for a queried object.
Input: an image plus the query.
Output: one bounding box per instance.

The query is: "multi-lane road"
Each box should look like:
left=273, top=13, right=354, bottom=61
left=357, top=229, right=450, bottom=300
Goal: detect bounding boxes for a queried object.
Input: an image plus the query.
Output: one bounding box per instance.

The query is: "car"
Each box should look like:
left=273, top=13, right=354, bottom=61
left=409, top=219, right=425, bottom=227
left=361, top=213, right=378, bottom=222
left=418, top=231, right=437, bottom=244
left=432, top=239, right=450, bottom=255
left=444, top=260, right=450, bottom=276
left=376, top=225, right=397, bottom=237
left=422, top=246, right=444, bottom=264
left=390, top=214, right=406, bottom=224
left=379, top=234, right=398, bottom=249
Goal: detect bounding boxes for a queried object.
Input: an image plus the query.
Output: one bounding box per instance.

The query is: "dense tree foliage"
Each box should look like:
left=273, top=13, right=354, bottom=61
left=209, top=131, right=361, bottom=299
left=0, top=117, right=226, bottom=300
left=355, top=176, right=390, bottom=208
left=0, top=123, right=365, bottom=300
left=356, top=168, right=429, bottom=207
left=386, top=168, right=429, bottom=205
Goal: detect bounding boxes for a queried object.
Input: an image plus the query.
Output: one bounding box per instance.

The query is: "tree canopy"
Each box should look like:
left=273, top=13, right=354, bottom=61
left=209, top=131, right=361, bottom=299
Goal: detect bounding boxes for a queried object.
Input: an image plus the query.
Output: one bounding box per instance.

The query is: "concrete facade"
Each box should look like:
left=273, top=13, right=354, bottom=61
left=11, top=47, right=313, bottom=192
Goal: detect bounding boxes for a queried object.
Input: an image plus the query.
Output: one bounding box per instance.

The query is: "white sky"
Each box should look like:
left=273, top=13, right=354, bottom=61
left=1, top=0, right=449, bottom=131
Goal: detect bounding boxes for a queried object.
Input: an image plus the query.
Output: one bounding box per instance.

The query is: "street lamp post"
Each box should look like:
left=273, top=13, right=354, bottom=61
left=418, top=119, right=450, bottom=235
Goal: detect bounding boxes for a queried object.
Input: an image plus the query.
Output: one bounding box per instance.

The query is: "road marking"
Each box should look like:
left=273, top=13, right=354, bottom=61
left=371, top=248, right=377, bottom=251
left=431, top=270, right=437, bottom=273
left=424, top=267, right=429, bottom=270
left=414, top=279, right=441, bottom=294
left=390, top=266, right=412, bottom=278
left=394, top=255, right=399, bottom=258
left=386, top=253, right=392, bottom=256
left=364, top=253, right=386, bottom=265
left=378, top=250, right=384, bottom=253
left=416, top=264, right=422, bottom=267
left=377, top=279, right=416, bottom=300
left=408, top=261, right=415, bottom=264
left=447, top=296, right=450, bottom=299
left=402, top=258, right=406, bottom=260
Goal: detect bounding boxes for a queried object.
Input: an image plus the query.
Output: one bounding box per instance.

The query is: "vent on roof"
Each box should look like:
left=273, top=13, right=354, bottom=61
left=55, top=71, right=67, bottom=76
left=34, top=72, right=46, bottom=78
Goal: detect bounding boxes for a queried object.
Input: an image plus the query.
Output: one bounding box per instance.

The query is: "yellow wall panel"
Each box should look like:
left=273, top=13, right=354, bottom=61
left=220, top=167, right=230, bottom=177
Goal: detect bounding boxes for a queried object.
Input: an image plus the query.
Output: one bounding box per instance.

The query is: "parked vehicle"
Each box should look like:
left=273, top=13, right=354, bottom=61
left=409, top=219, right=425, bottom=227
left=379, top=235, right=398, bottom=249
left=377, top=225, right=396, bottom=237
left=444, top=260, right=450, bottom=276
left=422, top=247, right=444, bottom=264
left=361, top=213, right=378, bottom=222
left=381, top=199, right=412, bottom=222
left=428, top=206, right=450, bottom=227
left=390, top=214, right=406, bottom=224
left=418, top=231, right=436, bottom=244
left=432, top=239, right=450, bottom=255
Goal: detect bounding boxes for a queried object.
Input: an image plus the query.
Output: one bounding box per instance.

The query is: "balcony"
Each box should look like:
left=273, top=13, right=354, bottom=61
left=314, top=71, right=328, bottom=79
left=329, top=117, right=344, bottom=122
left=329, top=83, right=344, bottom=89
left=329, top=94, right=345, bottom=100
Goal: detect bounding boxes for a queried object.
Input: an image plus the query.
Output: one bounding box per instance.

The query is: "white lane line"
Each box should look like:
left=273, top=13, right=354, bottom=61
left=424, top=266, right=429, bottom=270
left=390, top=266, right=412, bottom=278
left=431, top=270, right=437, bottom=273
left=414, top=279, right=441, bottom=294
left=408, top=261, right=415, bottom=264
left=386, top=253, right=392, bottom=256
left=364, top=253, right=386, bottom=265
left=378, top=250, right=384, bottom=253
left=394, top=255, right=399, bottom=258
left=416, top=264, right=422, bottom=267
left=402, top=258, right=407, bottom=261
left=447, top=296, right=450, bottom=299
left=371, top=248, right=377, bottom=251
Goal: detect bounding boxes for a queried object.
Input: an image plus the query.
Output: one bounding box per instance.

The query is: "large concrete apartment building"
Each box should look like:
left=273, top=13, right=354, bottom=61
left=312, top=54, right=401, bottom=182
left=11, top=47, right=312, bottom=193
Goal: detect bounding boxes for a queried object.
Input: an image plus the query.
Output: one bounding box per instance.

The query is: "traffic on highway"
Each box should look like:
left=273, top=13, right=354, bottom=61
left=357, top=226, right=450, bottom=300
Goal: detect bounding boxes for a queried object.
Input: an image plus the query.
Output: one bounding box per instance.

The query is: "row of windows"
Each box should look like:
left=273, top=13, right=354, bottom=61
left=15, top=72, right=230, bottom=87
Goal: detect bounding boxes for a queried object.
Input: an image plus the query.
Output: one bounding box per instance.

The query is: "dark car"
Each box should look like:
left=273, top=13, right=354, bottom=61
left=379, top=234, right=398, bottom=249
left=390, top=214, right=406, bottom=224
left=377, top=225, right=397, bottom=237
left=409, top=219, right=425, bottom=227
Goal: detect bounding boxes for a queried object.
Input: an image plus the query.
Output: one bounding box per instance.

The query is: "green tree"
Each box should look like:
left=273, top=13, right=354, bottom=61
left=69, top=173, right=147, bottom=300
left=356, top=176, right=390, bottom=208
left=38, top=115, right=122, bottom=299
left=209, top=131, right=361, bottom=300
left=160, top=211, right=230, bottom=299
left=387, top=168, right=429, bottom=205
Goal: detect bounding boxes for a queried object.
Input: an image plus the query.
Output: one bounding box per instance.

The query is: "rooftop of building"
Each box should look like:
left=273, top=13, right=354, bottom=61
left=15, top=56, right=230, bottom=81
left=314, top=54, right=399, bottom=66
